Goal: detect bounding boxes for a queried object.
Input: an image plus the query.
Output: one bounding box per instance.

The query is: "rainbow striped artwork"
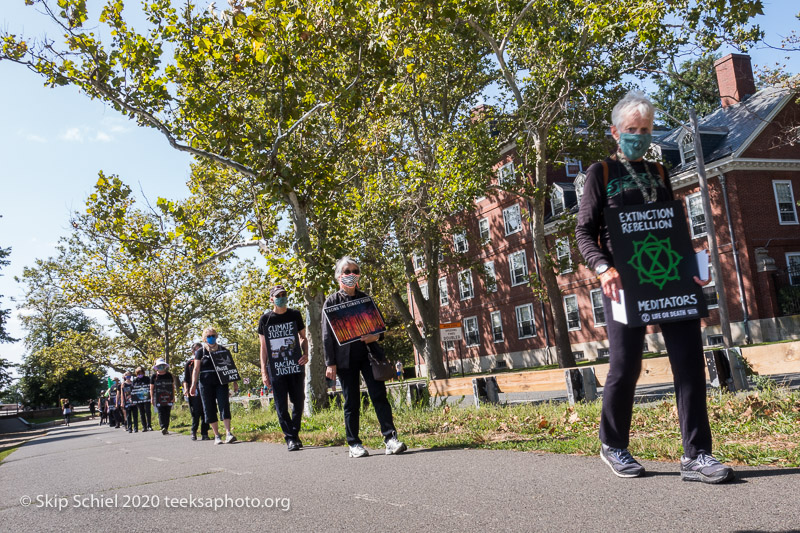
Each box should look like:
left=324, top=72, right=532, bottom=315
left=324, top=296, right=387, bottom=345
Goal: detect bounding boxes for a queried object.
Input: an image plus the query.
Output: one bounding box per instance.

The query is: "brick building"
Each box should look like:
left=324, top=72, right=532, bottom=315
left=408, top=54, right=800, bottom=377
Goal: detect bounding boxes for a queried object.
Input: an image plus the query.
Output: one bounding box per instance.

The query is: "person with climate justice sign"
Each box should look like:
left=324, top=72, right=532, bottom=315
left=576, top=91, right=734, bottom=484
left=258, top=285, right=309, bottom=452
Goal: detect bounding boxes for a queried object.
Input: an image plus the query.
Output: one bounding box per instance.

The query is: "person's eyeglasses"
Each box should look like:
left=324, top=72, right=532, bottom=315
left=274, top=293, right=287, bottom=298
left=343, top=269, right=360, bottom=275
left=155, top=365, right=167, bottom=371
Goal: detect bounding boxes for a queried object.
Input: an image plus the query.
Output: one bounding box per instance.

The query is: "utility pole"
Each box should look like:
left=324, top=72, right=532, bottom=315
left=689, top=109, right=734, bottom=348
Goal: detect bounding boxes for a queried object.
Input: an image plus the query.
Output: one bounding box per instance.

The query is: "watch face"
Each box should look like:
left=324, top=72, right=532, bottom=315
left=596, top=265, right=609, bottom=274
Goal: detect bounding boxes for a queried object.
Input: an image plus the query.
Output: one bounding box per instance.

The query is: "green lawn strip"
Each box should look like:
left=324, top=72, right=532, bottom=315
left=0, top=444, right=22, bottom=464
left=168, top=389, right=800, bottom=466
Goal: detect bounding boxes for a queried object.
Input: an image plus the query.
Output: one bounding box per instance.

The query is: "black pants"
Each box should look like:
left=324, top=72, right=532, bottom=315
left=137, top=403, right=152, bottom=428
left=156, top=405, right=172, bottom=430
left=125, top=406, right=138, bottom=430
left=600, top=295, right=712, bottom=458
left=338, top=351, right=397, bottom=446
left=271, top=370, right=305, bottom=442
left=188, top=394, right=210, bottom=437
left=198, top=376, right=231, bottom=424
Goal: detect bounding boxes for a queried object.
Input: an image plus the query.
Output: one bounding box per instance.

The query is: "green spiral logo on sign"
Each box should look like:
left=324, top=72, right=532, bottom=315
left=627, top=233, right=682, bottom=290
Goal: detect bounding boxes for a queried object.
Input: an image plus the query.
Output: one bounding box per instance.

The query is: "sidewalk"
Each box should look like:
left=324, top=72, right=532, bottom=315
left=0, top=419, right=48, bottom=453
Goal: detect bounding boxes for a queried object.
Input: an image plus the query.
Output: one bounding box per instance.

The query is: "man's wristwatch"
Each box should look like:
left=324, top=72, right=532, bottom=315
left=595, top=264, right=611, bottom=276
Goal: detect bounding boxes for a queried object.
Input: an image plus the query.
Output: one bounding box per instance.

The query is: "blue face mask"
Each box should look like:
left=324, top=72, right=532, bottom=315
left=618, top=132, right=652, bottom=161
left=274, top=296, right=288, bottom=308
left=206, top=336, right=217, bottom=345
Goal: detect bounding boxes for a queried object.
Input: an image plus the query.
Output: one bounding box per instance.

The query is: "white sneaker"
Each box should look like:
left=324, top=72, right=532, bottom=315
left=214, top=435, right=223, bottom=445
left=385, top=437, right=407, bottom=455
left=348, top=444, right=369, bottom=458
left=225, top=433, right=237, bottom=444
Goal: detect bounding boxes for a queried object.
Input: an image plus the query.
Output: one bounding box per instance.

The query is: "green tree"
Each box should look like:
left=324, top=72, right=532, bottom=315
left=455, top=0, right=763, bottom=368
left=652, top=54, right=722, bottom=129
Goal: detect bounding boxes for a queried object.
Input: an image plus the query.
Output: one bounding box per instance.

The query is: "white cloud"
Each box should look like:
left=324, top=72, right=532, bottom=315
left=24, top=133, right=47, bottom=143
left=61, top=127, right=84, bottom=142
left=95, top=131, right=112, bottom=142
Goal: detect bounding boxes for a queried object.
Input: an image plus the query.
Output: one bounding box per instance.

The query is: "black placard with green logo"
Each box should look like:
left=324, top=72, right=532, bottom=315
left=605, top=200, right=708, bottom=327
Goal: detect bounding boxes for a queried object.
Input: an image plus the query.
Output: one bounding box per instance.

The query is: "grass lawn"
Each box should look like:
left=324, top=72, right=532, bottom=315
left=0, top=444, right=22, bottom=465
left=169, top=384, right=800, bottom=467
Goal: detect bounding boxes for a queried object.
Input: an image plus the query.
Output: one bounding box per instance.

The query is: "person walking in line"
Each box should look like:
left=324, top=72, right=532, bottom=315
left=184, top=343, right=210, bottom=441
left=258, top=285, right=308, bottom=452
left=190, top=328, right=239, bottom=445
left=121, top=372, right=136, bottom=433
left=150, top=358, right=175, bottom=435
left=89, top=398, right=96, bottom=420
left=132, top=366, right=153, bottom=432
left=108, top=377, right=121, bottom=428
left=98, top=394, right=107, bottom=426
left=395, top=360, right=403, bottom=381
left=323, top=256, right=407, bottom=458
left=575, top=91, right=734, bottom=484
left=62, top=399, right=72, bottom=426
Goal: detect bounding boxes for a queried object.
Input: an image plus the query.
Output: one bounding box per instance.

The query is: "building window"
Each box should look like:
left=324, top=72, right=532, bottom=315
left=590, top=289, right=606, bottom=326
left=484, top=261, right=498, bottom=292
left=509, top=250, right=528, bottom=286
left=463, top=316, right=480, bottom=347
left=515, top=303, right=536, bottom=339
left=419, top=283, right=429, bottom=301
left=478, top=217, right=490, bottom=244
left=503, top=204, right=522, bottom=235
left=556, top=237, right=572, bottom=274
left=565, top=158, right=582, bottom=177
left=686, top=192, right=707, bottom=237
left=681, top=132, right=696, bottom=164
left=597, top=348, right=610, bottom=358
left=438, top=277, right=449, bottom=306
left=706, top=334, right=724, bottom=346
left=412, top=253, right=425, bottom=271
left=490, top=311, right=504, bottom=343
left=787, top=253, right=800, bottom=286
left=573, top=351, right=585, bottom=361
left=773, top=181, right=799, bottom=224
left=574, top=173, right=586, bottom=206
left=444, top=340, right=455, bottom=351
left=453, top=231, right=468, bottom=253
left=703, top=266, right=718, bottom=308
left=564, top=294, right=581, bottom=330
left=459, top=269, right=474, bottom=300
left=551, top=186, right=565, bottom=216
left=498, top=161, right=515, bottom=187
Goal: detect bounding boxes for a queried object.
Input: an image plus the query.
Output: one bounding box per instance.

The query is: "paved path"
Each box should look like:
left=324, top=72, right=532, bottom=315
left=1, top=418, right=798, bottom=532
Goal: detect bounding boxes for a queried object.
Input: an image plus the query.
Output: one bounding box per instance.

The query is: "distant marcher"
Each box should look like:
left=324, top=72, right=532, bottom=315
left=184, top=343, right=210, bottom=441
left=150, top=358, right=175, bottom=435
left=323, top=256, right=406, bottom=458
left=133, top=366, right=153, bottom=432
left=62, top=400, right=72, bottom=427
left=258, top=285, right=308, bottom=451
left=122, top=372, right=136, bottom=433
left=108, top=378, right=122, bottom=428
left=395, top=360, right=403, bottom=381
left=575, top=90, right=734, bottom=484
left=98, top=395, right=108, bottom=426
left=89, top=399, right=96, bottom=419
left=191, top=328, right=239, bottom=445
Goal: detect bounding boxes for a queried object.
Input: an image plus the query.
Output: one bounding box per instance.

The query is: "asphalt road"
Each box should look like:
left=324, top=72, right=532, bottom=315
left=0, top=418, right=798, bottom=532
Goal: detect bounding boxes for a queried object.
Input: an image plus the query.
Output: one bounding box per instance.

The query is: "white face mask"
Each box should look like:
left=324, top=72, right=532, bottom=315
left=340, top=273, right=360, bottom=288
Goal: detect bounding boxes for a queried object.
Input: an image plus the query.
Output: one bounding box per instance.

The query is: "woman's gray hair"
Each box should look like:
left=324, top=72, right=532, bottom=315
left=611, top=90, right=655, bottom=128
left=334, top=256, right=359, bottom=279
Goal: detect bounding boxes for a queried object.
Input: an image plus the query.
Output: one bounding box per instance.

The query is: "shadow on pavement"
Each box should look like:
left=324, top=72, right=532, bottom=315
left=734, top=467, right=800, bottom=479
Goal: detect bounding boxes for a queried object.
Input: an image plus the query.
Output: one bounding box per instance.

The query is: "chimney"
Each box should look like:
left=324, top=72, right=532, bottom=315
left=714, top=53, right=756, bottom=108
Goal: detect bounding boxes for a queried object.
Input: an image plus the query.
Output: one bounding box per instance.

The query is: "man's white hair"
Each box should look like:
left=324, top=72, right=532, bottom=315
left=611, top=91, right=655, bottom=128
left=334, top=256, right=359, bottom=279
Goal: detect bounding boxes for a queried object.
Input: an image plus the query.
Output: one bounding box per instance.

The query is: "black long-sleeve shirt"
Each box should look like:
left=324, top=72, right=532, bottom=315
left=576, top=157, right=672, bottom=271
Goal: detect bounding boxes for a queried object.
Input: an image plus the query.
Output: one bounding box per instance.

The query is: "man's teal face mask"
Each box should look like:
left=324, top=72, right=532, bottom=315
left=618, top=132, right=652, bottom=161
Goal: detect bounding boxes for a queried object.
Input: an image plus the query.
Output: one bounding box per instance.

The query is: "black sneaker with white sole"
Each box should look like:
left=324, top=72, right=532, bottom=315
left=680, top=453, right=735, bottom=484
left=600, top=444, right=645, bottom=478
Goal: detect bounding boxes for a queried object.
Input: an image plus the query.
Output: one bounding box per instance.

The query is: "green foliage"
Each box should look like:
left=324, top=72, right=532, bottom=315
left=652, top=54, right=722, bottom=129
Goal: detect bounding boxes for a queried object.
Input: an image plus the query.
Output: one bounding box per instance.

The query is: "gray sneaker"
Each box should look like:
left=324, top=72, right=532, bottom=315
left=680, top=453, right=735, bottom=484
left=600, top=444, right=645, bottom=478
left=385, top=437, right=407, bottom=455
left=214, top=435, right=223, bottom=445
left=224, top=433, right=237, bottom=444
left=348, top=444, right=369, bottom=458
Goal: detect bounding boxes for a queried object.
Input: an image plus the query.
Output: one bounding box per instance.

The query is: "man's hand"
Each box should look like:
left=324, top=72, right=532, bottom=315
left=693, top=275, right=710, bottom=287
left=325, top=365, right=337, bottom=380
left=599, top=267, right=622, bottom=303
left=360, top=333, right=379, bottom=344
left=298, top=353, right=309, bottom=365
left=261, top=371, right=271, bottom=389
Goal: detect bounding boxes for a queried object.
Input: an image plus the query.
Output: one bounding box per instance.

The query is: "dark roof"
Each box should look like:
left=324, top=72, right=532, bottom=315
left=655, top=87, right=790, bottom=173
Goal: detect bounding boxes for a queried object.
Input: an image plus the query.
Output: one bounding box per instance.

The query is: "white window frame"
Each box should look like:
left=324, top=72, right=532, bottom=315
left=590, top=288, right=606, bottom=327
left=556, top=237, right=572, bottom=274
left=574, top=173, right=586, bottom=207
left=438, top=277, right=449, bottom=306
left=419, top=283, right=429, bottom=301
left=551, top=186, right=565, bottom=216
left=703, top=266, right=719, bottom=309
left=564, top=294, right=581, bottom=331
left=515, top=303, right=536, bottom=339
left=503, top=203, right=522, bottom=235
left=463, top=316, right=480, bottom=347
left=786, top=253, right=800, bottom=286
left=484, top=261, right=497, bottom=293
left=685, top=192, right=707, bottom=238
left=773, top=180, right=799, bottom=225
left=680, top=131, right=696, bottom=165
left=490, top=310, right=504, bottom=343
left=509, top=250, right=528, bottom=286
left=453, top=231, right=468, bottom=254
left=412, top=253, right=425, bottom=271
left=458, top=269, right=474, bottom=300
left=478, top=217, right=490, bottom=243
left=565, top=158, right=582, bottom=178
left=498, top=161, right=515, bottom=187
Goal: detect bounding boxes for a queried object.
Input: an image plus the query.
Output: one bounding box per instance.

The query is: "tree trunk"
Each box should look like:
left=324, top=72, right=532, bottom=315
left=388, top=285, right=448, bottom=380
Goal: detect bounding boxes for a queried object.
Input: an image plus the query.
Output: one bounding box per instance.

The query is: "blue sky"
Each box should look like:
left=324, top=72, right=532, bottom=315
left=1, top=1, right=799, bottom=378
